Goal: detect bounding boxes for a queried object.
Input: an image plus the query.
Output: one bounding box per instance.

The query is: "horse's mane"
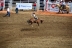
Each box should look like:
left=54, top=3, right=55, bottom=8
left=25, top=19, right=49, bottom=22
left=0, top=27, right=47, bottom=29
left=56, top=4, right=69, bottom=7
left=56, top=4, right=60, bottom=7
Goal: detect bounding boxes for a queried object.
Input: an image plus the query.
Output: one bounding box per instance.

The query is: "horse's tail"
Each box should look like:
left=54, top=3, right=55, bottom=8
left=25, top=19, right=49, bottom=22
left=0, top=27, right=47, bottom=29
left=40, top=20, right=43, bottom=24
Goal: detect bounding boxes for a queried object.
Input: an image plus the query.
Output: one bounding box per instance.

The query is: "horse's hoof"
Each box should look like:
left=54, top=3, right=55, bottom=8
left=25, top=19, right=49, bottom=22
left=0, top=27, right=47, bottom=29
left=32, top=25, right=33, bottom=27
left=57, top=12, right=59, bottom=14
left=38, top=27, right=39, bottom=28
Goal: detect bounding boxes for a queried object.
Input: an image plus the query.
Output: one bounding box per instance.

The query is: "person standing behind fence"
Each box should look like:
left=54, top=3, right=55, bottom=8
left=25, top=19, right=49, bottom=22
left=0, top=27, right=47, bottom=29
left=42, top=2, right=44, bottom=11
left=1, top=2, right=4, bottom=11
left=33, top=2, right=36, bottom=11
left=4, top=7, right=10, bottom=17
left=15, top=7, right=18, bottom=14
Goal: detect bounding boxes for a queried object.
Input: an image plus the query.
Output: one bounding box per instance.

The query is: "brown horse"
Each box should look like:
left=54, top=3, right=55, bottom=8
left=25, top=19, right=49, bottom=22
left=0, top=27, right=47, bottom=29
left=27, top=18, right=43, bottom=26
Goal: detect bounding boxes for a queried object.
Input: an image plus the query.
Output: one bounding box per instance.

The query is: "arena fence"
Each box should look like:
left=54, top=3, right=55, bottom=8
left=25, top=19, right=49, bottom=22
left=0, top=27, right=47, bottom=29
left=0, top=0, right=72, bottom=13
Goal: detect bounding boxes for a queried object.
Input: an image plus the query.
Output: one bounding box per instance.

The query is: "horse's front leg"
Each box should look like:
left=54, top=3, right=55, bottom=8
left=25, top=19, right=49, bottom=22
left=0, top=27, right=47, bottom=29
left=31, top=23, right=33, bottom=27
left=37, top=22, right=39, bottom=26
left=30, top=22, right=33, bottom=27
left=59, top=10, right=61, bottom=13
left=31, top=25, right=33, bottom=27
left=57, top=10, right=60, bottom=14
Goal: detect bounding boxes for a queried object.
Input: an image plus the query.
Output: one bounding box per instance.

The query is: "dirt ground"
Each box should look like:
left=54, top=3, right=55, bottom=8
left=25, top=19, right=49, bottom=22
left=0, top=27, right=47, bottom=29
left=0, top=11, right=72, bottom=48
left=37, top=11, right=72, bottom=16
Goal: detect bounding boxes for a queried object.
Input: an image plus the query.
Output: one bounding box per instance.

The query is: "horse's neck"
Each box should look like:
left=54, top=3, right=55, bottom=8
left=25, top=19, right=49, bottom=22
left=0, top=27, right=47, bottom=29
left=58, top=4, right=60, bottom=7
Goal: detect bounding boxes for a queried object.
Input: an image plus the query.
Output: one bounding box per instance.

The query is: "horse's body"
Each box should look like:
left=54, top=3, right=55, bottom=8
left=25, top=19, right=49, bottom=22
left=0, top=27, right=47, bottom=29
left=27, top=18, right=43, bottom=26
left=56, top=4, right=70, bottom=14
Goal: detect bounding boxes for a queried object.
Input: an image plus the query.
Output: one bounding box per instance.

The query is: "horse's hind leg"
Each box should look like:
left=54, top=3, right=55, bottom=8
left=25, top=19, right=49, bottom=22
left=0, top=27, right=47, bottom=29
left=66, top=10, right=69, bottom=14
left=41, top=20, right=43, bottom=23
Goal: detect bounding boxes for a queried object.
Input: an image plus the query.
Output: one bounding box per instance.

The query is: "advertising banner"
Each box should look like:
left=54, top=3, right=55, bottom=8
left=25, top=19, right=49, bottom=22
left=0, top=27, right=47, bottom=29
left=48, top=3, right=59, bottom=12
left=16, top=3, right=32, bottom=10
left=46, top=2, right=59, bottom=12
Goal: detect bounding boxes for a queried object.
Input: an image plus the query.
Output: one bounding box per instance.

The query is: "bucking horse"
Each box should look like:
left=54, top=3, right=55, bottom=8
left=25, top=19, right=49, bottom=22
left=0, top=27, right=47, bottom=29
left=55, top=4, right=70, bottom=14
left=27, top=18, right=43, bottom=26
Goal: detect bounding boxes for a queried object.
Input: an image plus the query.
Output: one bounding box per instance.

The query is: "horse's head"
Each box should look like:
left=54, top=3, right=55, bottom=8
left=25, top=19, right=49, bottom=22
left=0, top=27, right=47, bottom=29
left=27, top=18, right=35, bottom=24
left=27, top=20, right=31, bottom=23
left=55, top=4, right=60, bottom=7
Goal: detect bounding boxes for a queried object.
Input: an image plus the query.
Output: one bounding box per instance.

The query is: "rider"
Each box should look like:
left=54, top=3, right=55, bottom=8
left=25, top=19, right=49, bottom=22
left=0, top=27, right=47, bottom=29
left=60, top=0, right=66, bottom=9
left=31, top=12, right=38, bottom=20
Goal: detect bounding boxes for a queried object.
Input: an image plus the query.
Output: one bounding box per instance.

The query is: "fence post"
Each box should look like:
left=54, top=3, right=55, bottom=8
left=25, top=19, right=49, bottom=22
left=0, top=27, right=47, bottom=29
left=9, top=0, right=12, bottom=11
left=37, top=0, right=40, bottom=11
left=3, top=0, right=5, bottom=11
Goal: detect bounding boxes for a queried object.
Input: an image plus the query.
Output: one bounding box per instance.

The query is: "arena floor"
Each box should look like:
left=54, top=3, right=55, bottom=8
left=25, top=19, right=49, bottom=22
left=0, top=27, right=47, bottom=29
left=0, top=11, right=72, bottom=48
